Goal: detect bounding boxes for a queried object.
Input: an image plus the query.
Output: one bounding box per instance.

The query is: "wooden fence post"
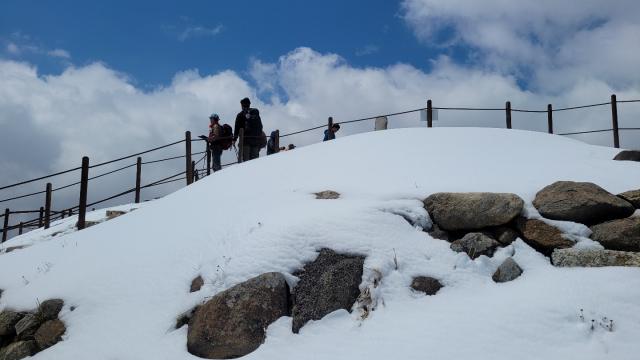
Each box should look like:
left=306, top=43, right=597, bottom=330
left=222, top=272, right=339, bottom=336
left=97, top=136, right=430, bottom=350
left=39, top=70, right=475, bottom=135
left=427, top=100, right=433, bottom=128
left=61, top=211, right=65, bottom=219
left=238, top=128, right=244, bottom=163
left=185, top=131, right=192, bottom=186
left=19, top=222, right=23, bottom=236
left=327, top=117, right=334, bottom=140
left=611, top=94, right=620, bottom=148
left=38, top=207, right=44, bottom=228
left=2, top=209, right=8, bottom=243
left=45, top=183, right=52, bottom=229
left=274, top=129, right=280, bottom=153
left=77, top=156, right=89, bottom=230
left=547, top=104, right=553, bottom=134
left=135, top=157, right=142, bottom=204
left=506, top=101, right=512, bottom=129
left=206, top=141, right=211, bottom=176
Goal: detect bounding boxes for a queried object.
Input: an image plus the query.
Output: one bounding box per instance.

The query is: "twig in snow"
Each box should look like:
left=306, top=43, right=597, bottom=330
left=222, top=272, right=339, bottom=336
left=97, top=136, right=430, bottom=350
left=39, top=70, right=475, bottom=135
left=392, top=248, right=398, bottom=270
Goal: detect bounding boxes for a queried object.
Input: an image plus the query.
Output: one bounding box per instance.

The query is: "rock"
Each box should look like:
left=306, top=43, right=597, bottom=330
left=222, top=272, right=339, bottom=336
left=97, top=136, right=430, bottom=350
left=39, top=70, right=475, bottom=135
left=532, top=181, right=635, bottom=225
left=315, top=191, right=340, bottom=199
left=0, top=289, right=2, bottom=298
left=613, top=150, right=640, bottom=162
left=292, top=249, right=364, bottom=334
left=410, top=277, right=443, bottom=295
left=0, top=312, right=24, bottom=336
left=14, top=314, right=40, bottom=340
left=34, top=319, right=66, bottom=350
left=492, top=258, right=523, bottom=283
left=590, top=217, right=640, bottom=252
left=187, top=272, right=290, bottom=359
left=0, top=341, right=39, bottom=360
left=450, top=232, right=500, bottom=260
left=190, top=276, right=204, bottom=293
left=105, top=210, right=126, bottom=221
left=552, top=249, right=640, bottom=267
left=74, top=221, right=100, bottom=229
left=427, top=223, right=450, bottom=241
left=618, top=190, right=640, bottom=208
left=423, top=192, right=524, bottom=230
left=491, top=226, right=519, bottom=245
left=39, top=299, right=63, bottom=322
left=5, top=246, right=25, bottom=253
left=514, top=217, right=574, bottom=255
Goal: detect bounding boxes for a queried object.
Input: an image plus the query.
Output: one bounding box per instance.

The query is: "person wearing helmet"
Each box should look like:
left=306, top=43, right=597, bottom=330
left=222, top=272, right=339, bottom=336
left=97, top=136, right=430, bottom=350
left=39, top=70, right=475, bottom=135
left=233, top=97, right=263, bottom=162
left=207, top=113, right=223, bottom=172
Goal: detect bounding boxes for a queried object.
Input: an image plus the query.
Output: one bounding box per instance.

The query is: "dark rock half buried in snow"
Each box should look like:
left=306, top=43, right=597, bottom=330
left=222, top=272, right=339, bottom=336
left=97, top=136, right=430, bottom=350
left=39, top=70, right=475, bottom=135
left=39, top=299, right=64, bottom=322
left=187, top=272, right=290, bottom=359
left=34, top=319, right=66, bottom=350
left=292, top=249, right=364, bottom=334
left=0, top=340, right=39, bottom=360
left=423, top=192, right=524, bottom=231
left=532, top=181, right=635, bottom=225
left=410, top=277, right=443, bottom=295
left=315, top=190, right=340, bottom=199
left=0, top=311, right=24, bottom=336
left=590, top=217, right=640, bottom=252
left=618, top=190, right=640, bottom=208
left=514, top=217, right=574, bottom=255
left=450, top=232, right=500, bottom=260
left=552, top=249, right=640, bottom=267
left=492, top=258, right=523, bottom=283
left=613, top=150, right=640, bottom=162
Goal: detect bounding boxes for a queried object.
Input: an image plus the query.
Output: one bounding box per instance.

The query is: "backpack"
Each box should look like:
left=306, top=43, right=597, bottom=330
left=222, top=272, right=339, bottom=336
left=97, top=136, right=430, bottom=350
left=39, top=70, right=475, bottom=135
left=219, top=124, right=233, bottom=150
left=243, top=108, right=263, bottom=139
left=260, top=131, right=267, bottom=149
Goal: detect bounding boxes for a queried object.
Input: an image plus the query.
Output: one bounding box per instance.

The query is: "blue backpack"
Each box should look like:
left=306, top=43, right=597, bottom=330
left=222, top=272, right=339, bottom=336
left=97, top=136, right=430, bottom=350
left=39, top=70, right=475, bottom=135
left=244, top=108, right=263, bottom=138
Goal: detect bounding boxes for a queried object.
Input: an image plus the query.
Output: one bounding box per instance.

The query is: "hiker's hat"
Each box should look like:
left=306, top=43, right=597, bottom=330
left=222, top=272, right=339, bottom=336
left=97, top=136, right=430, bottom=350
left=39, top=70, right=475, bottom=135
left=209, top=113, right=219, bottom=119
left=288, top=144, right=296, bottom=149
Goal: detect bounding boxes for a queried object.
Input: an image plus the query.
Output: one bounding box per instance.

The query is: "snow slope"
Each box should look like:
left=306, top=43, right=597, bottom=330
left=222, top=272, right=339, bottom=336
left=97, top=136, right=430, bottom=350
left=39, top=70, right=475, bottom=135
left=1, top=128, right=640, bottom=360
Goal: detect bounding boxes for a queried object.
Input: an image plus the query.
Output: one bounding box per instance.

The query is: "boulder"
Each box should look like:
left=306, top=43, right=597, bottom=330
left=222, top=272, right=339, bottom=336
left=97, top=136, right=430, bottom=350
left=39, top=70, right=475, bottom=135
left=590, top=217, right=640, bottom=252
left=187, top=272, right=290, bottom=359
left=105, top=210, right=126, bottom=221
left=552, top=249, right=640, bottom=267
left=14, top=315, right=40, bottom=340
left=39, top=299, right=63, bottom=322
left=315, top=191, right=340, bottom=199
left=492, top=258, right=523, bottom=283
left=491, top=226, right=519, bottom=245
left=618, top=190, right=640, bottom=208
left=410, top=277, right=443, bottom=295
left=514, top=217, right=574, bottom=254
left=0, top=312, right=23, bottom=336
left=190, top=276, right=204, bottom=293
left=450, top=232, right=500, bottom=260
left=292, top=249, right=364, bottom=334
left=423, top=193, right=524, bottom=230
left=532, top=181, right=635, bottom=225
left=613, top=150, right=640, bottom=162
left=0, top=341, right=39, bottom=360
left=34, top=319, right=66, bottom=350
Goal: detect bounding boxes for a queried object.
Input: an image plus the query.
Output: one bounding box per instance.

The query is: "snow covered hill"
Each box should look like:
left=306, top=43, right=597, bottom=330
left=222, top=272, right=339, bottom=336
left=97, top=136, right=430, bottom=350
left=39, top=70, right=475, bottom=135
left=1, top=128, right=640, bottom=360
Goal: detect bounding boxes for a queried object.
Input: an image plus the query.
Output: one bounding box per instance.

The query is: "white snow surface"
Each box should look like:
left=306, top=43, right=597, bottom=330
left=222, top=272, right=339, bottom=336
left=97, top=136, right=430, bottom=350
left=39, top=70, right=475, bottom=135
left=1, top=128, right=640, bottom=360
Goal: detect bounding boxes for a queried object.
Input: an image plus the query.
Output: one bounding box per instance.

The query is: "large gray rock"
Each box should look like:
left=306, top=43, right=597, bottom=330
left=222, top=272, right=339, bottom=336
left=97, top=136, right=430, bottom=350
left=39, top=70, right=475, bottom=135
left=39, top=299, right=63, bottom=322
left=410, top=277, right=443, bottom=295
left=552, top=249, right=640, bottom=267
left=34, top=319, right=66, bottom=350
left=618, top=190, right=640, bottom=208
left=0, top=312, right=23, bottom=336
left=423, top=192, right=524, bottom=230
left=14, top=315, right=40, bottom=340
left=0, top=341, right=38, bottom=360
left=590, top=217, right=640, bottom=252
left=450, top=232, right=500, bottom=260
left=187, top=272, right=290, bottom=359
left=613, top=150, right=640, bottom=162
left=292, top=249, right=364, bottom=334
left=515, top=217, right=574, bottom=255
left=492, top=258, right=523, bottom=283
left=532, top=181, right=635, bottom=225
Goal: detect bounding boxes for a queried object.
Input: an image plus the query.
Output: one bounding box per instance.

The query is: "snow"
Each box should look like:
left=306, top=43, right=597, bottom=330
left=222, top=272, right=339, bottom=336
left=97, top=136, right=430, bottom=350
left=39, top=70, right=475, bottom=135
left=1, top=127, right=639, bottom=359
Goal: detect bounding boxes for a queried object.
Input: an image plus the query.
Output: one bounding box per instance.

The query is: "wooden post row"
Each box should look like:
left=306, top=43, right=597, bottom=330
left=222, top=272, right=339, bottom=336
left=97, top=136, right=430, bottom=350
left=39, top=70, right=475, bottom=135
left=506, top=101, right=512, bottom=129
left=611, top=94, right=620, bottom=148
left=2, top=208, right=8, bottom=243
left=44, top=183, right=52, bottom=229
left=547, top=104, right=553, bottom=134
left=185, top=131, right=192, bottom=186
left=135, top=157, right=142, bottom=204
left=77, top=156, right=90, bottom=230
left=238, top=128, right=244, bottom=163
left=274, top=130, right=280, bottom=153
left=427, top=100, right=433, bottom=128
left=327, top=117, right=334, bottom=140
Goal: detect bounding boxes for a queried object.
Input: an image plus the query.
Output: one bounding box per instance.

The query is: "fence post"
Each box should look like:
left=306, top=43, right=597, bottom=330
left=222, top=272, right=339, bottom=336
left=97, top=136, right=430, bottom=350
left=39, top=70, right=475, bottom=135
left=185, top=131, right=192, bottom=186
left=61, top=211, right=65, bottom=219
left=19, top=222, right=23, bottom=236
left=611, top=94, right=620, bottom=148
left=274, top=129, right=280, bottom=153
left=77, top=156, right=89, bottom=230
left=135, top=157, right=142, bottom=204
left=2, top=209, right=8, bottom=243
left=39, top=207, right=44, bottom=228
left=547, top=104, right=553, bottom=134
left=506, top=101, right=512, bottom=129
left=45, top=183, right=52, bottom=229
left=327, top=117, right=334, bottom=140
left=206, top=141, right=211, bottom=176
left=238, top=128, right=244, bottom=163
left=427, top=100, right=433, bottom=128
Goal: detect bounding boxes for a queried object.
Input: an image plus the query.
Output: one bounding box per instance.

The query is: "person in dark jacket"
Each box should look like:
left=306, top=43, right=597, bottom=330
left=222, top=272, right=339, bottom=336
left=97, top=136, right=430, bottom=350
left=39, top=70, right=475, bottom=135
left=232, top=97, right=262, bottom=161
left=267, top=131, right=277, bottom=155
left=323, top=123, right=340, bottom=141
left=206, top=114, right=223, bottom=172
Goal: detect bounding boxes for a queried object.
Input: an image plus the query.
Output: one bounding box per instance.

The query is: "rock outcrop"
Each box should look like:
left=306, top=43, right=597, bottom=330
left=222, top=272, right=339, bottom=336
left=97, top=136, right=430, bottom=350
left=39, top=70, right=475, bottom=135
left=423, top=192, right=524, bottom=230
left=613, top=150, right=640, bottom=162
left=552, top=249, right=640, bottom=267
left=450, top=232, right=500, bottom=260
left=532, top=181, right=635, bottom=225
left=590, top=217, right=640, bottom=252
left=410, top=277, right=443, bottom=295
left=105, top=210, right=126, bottom=221
left=187, top=272, right=290, bottom=359
left=492, top=258, right=523, bottom=283
left=292, top=249, right=364, bottom=334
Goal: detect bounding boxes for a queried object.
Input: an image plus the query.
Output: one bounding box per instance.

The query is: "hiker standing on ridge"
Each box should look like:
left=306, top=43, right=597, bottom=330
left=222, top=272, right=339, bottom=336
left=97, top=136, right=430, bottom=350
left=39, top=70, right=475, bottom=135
left=323, top=123, right=340, bottom=141
left=207, top=114, right=223, bottom=172
left=232, top=97, right=263, bottom=162
left=267, top=131, right=277, bottom=155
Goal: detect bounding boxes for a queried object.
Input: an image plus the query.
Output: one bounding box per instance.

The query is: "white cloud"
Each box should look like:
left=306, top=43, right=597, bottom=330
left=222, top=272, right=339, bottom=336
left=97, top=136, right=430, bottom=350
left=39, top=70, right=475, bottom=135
left=356, top=45, right=379, bottom=56
left=178, top=24, right=224, bottom=42
left=48, top=49, right=71, bottom=58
